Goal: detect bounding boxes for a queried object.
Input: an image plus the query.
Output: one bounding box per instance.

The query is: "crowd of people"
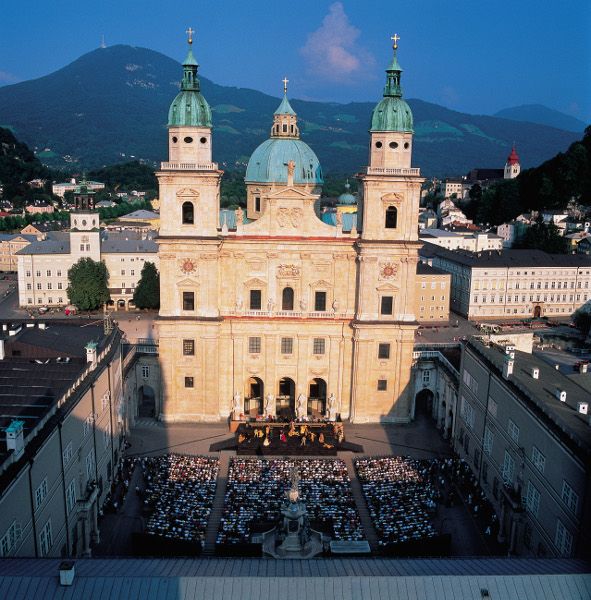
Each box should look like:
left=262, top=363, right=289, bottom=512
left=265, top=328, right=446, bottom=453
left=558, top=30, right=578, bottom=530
left=217, top=458, right=364, bottom=545
left=355, top=456, right=440, bottom=547
left=137, top=454, right=219, bottom=545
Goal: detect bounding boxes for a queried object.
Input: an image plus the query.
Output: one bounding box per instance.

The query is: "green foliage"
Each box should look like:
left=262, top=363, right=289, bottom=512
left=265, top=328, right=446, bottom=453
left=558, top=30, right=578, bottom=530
left=97, top=199, right=152, bottom=221
left=220, top=170, right=246, bottom=208
left=133, top=261, right=160, bottom=309
left=88, top=161, right=157, bottom=192
left=515, top=217, right=568, bottom=254
left=572, top=307, right=591, bottom=336
left=320, top=174, right=358, bottom=198
left=67, top=257, right=110, bottom=310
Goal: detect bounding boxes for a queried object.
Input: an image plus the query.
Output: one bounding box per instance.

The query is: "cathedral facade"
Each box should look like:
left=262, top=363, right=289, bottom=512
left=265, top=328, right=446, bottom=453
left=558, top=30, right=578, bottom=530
left=156, top=36, right=422, bottom=423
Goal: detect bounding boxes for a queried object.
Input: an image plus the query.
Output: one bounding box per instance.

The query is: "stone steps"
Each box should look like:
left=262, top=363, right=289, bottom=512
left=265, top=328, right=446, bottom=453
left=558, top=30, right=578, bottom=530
left=342, top=453, right=380, bottom=551
left=202, top=452, right=232, bottom=555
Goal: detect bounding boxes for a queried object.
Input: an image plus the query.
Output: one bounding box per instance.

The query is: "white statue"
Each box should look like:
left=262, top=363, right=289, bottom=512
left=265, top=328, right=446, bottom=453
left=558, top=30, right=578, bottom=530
left=232, top=391, right=242, bottom=420
left=300, top=298, right=307, bottom=312
left=332, top=298, right=339, bottom=313
left=296, top=393, right=307, bottom=420
left=327, top=393, right=337, bottom=421
left=267, top=297, right=275, bottom=312
left=265, top=393, right=275, bottom=417
left=235, top=297, right=243, bottom=311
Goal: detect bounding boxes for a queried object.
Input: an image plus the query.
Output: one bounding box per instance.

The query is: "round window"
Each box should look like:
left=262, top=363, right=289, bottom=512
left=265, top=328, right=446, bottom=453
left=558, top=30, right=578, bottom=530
left=389, top=141, right=398, bottom=149
left=171, top=136, right=178, bottom=143
left=82, top=219, right=87, bottom=226
left=404, top=142, right=410, bottom=149
left=184, top=136, right=193, bottom=143
left=200, top=137, right=207, bottom=144
left=375, top=141, right=383, bottom=148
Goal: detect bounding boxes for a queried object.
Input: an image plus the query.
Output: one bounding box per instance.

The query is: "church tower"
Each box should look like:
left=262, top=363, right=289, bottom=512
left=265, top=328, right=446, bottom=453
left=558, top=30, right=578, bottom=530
left=504, top=145, right=521, bottom=179
left=352, top=36, right=423, bottom=422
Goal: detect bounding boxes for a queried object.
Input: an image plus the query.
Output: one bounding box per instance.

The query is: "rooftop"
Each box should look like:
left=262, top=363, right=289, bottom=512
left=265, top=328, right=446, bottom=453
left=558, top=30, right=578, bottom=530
left=417, top=262, right=449, bottom=276
left=467, top=337, right=591, bottom=460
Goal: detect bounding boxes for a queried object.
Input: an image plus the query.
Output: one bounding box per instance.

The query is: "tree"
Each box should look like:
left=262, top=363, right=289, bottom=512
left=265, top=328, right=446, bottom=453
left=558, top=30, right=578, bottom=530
left=67, top=258, right=110, bottom=310
left=133, top=261, right=160, bottom=309
left=572, top=307, right=591, bottom=336
left=516, top=216, right=568, bottom=254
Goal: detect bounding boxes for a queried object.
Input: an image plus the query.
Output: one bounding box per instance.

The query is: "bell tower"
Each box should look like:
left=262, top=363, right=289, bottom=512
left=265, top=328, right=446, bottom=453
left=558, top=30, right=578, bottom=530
left=504, top=145, right=521, bottom=179
left=351, top=36, right=423, bottom=423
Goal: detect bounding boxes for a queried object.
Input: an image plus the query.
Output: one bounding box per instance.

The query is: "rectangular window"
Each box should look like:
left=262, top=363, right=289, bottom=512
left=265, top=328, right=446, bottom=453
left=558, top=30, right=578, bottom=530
left=248, top=337, right=261, bottom=354
left=47, top=283, right=52, bottom=290
left=313, top=338, right=325, bottom=355
left=281, top=337, right=293, bottom=354
left=378, top=343, right=391, bottom=359
left=57, top=270, right=61, bottom=277
left=82, top=414, right=93, bottom=437
left=34, top=478, right=48, bottom=510
left=26, top=283, right=31, bottom=290
left=121, top=270, right=125, bottom=276
left=80, top=244, right=84, bottom=251
left=66, top=480, right=76, bottom=514
left=377, top=379, right=388, bottom=391
left=488, top=398, right=497, bottom=418
left=26, top=270, right=31, bottom=277
left=182, top=339, right=195, bottom=356
left=57, top=282, right=62, bottom=290
left=141, top=365, right=149, bottom=378
left=314, top=291, right=327, bottom=312
left=182, top=291, right=195, bottom=311
left=36, top=270, right=41, bottom=277
left=85, top=449, right=95, bottom=480
left=507, top=419, right=520, bottom=443
left=422, top=370, right=431, bottom=384
left=525, top=481, right=541, bottom=517
left=531, top=446, right=545, bottom=473
left=502, top=450, right=515, bottom=485
left=483, top=426, right=493, bottom=455
left=462, top=369, right=478, bottom=394
left=255, top=196, right=261, bottom=212
left=460, top=396, right=475, bottom=429
left=62, top=441, right=73, bottom=465
left=561, top=481, right=579, bottom=514
left=36, top=283, right=42, bottom=290
left=184, top=376, right=194, bottom=388
left=380, top=296, right=393, bottom=315
left=39, top=520, right=52, bottom=557
left=249, top=289, right=262, bottom=310
left=555, top=520, right=573, bottom=556
left=46, top=270, right=51, bottom=276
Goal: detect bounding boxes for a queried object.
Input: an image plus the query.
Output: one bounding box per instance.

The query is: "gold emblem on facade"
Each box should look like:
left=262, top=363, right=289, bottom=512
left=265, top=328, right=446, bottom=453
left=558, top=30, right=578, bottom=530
left=380, top=262, right=397, bottom=279
left=180, top=258, right=196, bottom=274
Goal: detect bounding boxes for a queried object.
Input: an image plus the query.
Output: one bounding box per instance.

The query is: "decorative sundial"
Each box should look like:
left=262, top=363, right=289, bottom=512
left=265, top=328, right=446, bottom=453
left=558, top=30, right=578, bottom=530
left=380, top=262, right=397, bottom=279
left=180, top=258, right=196, bottom=274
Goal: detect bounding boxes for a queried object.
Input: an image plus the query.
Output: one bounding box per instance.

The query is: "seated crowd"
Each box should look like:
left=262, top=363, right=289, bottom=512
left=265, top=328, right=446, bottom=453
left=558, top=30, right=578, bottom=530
left=355, top=456, right=440, bottom=547
left=217, top=458, right=364, bottom=545
left=136, top=454, right=219, bottom=545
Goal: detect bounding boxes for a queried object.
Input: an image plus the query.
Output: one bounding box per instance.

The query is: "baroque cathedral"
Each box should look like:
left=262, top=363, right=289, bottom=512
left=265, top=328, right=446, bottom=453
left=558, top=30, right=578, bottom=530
left=156, top=33, right=423, bottom=422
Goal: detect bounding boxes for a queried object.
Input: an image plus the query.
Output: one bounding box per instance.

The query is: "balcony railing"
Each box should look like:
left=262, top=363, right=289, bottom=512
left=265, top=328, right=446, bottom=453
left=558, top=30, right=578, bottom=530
left=229, top=309, right=347, bottom=319
left=160, top=162, right=218, bottom=171
left=365, top=166, right=421, bottom=176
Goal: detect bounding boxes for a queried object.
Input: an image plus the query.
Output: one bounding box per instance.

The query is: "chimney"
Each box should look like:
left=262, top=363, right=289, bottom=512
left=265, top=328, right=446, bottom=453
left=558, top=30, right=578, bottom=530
left=0, top=339, right=4, bottom=360
left=85, top=341, right=97, bottom=366
left=531, top=367, right=539, bottom=379
left=580, top=363, right=588, bottom=374
left=502, top=356, right=514, bottom=379
left=556, top=389, right=567, bottom=403
left=6, top=420, right=25, bottom=459
left=38, top=322, right=46, bottom=330
left=59, top=561, right=75, bottom=586
left=578, top=402, right=589, bottom=415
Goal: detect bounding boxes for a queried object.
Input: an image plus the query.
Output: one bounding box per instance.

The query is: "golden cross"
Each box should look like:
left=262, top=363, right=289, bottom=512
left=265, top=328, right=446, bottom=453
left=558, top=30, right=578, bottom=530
left=186, top=27, right=194, bottom=45
left=282, top=77, right=289, bottom=94
left=391, top=33, right=400, bottom=49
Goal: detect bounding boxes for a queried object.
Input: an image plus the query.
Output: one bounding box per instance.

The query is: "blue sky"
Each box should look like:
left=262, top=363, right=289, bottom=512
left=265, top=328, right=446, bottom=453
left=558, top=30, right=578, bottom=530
left=1, top=0, right=590, bottom=121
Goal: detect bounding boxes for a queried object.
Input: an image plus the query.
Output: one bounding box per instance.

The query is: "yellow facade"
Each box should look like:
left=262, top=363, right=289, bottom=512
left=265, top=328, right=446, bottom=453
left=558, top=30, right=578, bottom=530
left=156, top=42, right=423, bottom=423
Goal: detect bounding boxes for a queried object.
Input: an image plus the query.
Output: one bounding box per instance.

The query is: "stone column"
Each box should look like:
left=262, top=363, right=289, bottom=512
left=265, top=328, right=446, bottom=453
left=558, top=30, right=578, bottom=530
left=92, top=502, right=100, bottom=545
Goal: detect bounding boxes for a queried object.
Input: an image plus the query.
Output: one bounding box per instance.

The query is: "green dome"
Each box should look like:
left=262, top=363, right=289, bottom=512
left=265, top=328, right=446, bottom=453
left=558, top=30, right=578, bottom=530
left=168, top=90, right=212, bottom=127
left=168, top=44, right=212, bottom=128
left=245, top=138, right=323, bottom=185
left=370, top=96, right=413, bottom=132
left=338, top=181, right=356, bottom=205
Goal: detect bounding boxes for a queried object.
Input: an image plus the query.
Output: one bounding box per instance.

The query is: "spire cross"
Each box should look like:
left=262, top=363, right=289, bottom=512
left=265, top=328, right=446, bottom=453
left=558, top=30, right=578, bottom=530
left=391, top=33, right=400, bottom=49
left=282, top=77, right=289, bottom=94
left=186, top=27, right=194, bottom=44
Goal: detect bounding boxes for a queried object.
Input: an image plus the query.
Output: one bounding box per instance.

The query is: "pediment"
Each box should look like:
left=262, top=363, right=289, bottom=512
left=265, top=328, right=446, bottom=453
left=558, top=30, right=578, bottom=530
left=310, top=279, right=333, bottom=288
left=176, top=188, right=200, bottom=198
left=376, top=282, right=399, bottom=292
left=268, top=186, right=312, bottom=199
left=177, top=277, right=200, bottom=287
left=243, top=277, right=267, bottom=287
left=381, top=192, right=403, bottom=204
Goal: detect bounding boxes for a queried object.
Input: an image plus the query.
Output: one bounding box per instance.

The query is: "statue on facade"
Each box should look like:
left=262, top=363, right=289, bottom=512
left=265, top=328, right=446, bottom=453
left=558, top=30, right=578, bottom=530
left=299, top=298, right=307, bottom=312
left=332, top=298, right=339, bottom=313
left=267, top=297, right=275, bottom=312
left=265, top=393, right=275, bottom=417
left=296, top=393, right=307, bottom=420
left=235, top=296, right=243, bottom=311
left=232, top=391, right=242, bottom=420
left=235, top=206, right=244, bottom=225
left=327, top=393, right=337, bottom=421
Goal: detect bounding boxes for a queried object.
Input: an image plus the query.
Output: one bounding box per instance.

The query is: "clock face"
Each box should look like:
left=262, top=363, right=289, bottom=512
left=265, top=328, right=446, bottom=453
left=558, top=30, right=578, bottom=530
left=181, top=258, right=196, bottom=274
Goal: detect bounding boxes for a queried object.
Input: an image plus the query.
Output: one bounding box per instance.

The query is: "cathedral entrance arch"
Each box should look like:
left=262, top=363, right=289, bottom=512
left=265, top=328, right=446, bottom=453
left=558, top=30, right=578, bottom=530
left=245, top=377, right=264, bottom=416
left=277, top=377, right=295, bottom=418
left=138, top=385, right=156, bottom=418
left=415, top=389, right=434, bottom=418
left=308, top=378, right=327, bottom=418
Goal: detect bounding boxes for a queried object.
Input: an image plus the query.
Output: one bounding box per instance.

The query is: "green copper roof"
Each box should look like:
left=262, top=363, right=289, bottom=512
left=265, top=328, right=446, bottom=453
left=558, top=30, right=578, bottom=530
left=274, top=94, right=296, bottom=116
left=167, top=43, right=212, bottom=127
left=370, top=45, right=413, bottom=132
left=338, top=181, right=356, bottom=205
left=245, top=138, right=323, bottom=185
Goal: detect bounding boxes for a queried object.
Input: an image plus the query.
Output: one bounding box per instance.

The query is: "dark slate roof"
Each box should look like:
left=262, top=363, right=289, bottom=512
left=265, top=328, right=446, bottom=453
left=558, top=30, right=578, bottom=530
left=101, top=238, right=157, bottom=253
left=0, top=558, right=589, bottom=600
left=16, top=240, right=70, bottom=255
left=417, top=262, right=449, bottom=276
left=420, top=243, right=591, bottom=269
left=466, top=168, right=504, bottom=181
left=467, top=338, right=591, bottom=460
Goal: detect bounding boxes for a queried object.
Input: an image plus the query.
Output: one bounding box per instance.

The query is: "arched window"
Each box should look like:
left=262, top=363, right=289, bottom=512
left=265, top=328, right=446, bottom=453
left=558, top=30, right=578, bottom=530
left=385, top=206, right=397, bottom=229
left=282, top=287, right=294, bottom=311
left=182, top=201, right=194, bottom=225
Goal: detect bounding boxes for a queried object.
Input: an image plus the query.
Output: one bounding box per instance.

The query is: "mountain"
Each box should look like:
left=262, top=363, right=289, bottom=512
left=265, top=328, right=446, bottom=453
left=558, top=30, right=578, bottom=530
left=0, top=45, right=581, bottom=177
left=494, top=104, right=588, bottom=133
